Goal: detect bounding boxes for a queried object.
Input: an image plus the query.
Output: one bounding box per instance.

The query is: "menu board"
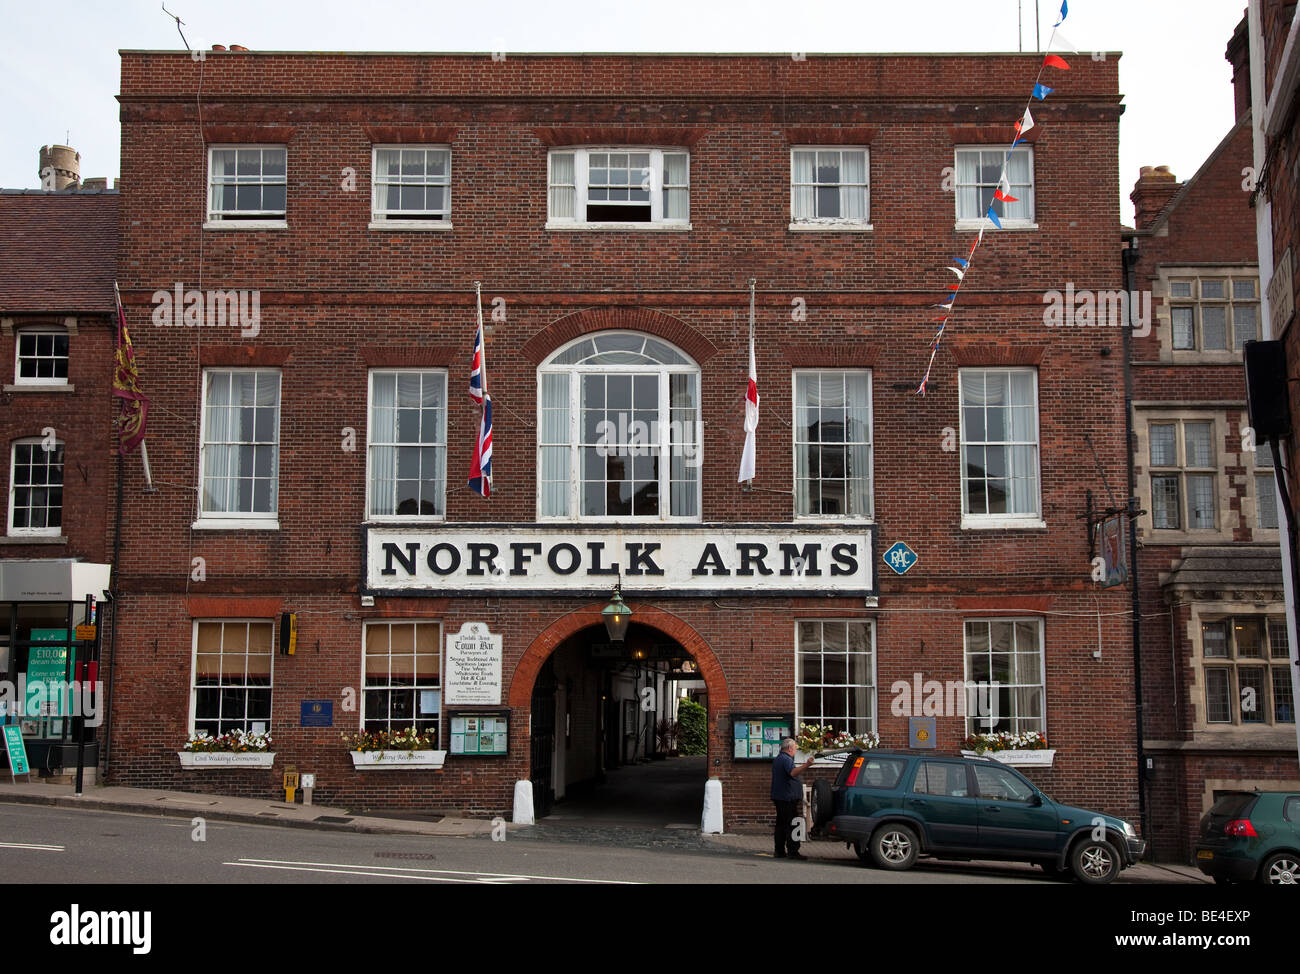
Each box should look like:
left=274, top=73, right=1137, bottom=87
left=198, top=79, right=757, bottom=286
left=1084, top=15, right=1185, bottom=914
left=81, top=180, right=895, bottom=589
left=445, top=623, right=503, bottom=706
left=448, top=711, right=509, bottom=757
left=731, top=712, right=793, bottom=761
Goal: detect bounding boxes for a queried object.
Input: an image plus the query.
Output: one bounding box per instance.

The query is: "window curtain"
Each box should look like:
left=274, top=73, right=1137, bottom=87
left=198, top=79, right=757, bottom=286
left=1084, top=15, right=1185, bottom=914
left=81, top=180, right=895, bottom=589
left=669, top=373, right=699, bottom=516
left=840, top=151, right=867, bottom=221
left=203, top=373, right=233, bottom=513
left=792, top=151, right=815, bottom=220
left=369, top=373, right=397, bottom=516
left=540, top=372, right=570, bottom=516
left=956, top=151, right=981, bottom=219
left=663, top=153, right=689, bottom=220
left=845, top=371, right=871, bottom=515
left=550, top=153, right=575, bottom=219
left=1004, top=150, right=1032, bottom=221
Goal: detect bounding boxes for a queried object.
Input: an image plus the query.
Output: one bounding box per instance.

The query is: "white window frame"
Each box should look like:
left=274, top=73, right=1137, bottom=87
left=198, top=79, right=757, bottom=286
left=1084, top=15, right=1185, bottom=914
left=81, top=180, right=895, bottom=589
left=789, top=147, right=872, bottom=230
left=7, top=436, right=64, bottom=537
left=962, top=617, right=1046, bottom=737
left=205, top=145, right=288, bottom=229
left=1147, top=418, right=1218, bottom=532
left=195, top=368, right=282, bottom=530
left=359, top=620, right=443, bottom=743
left=365, top=369, right=448, bottom=521
left=369, top=145, right=452, bottom=230
left=958, top=368, right=1043, bottom=529
left=954, top=145, right=1036, bottom=230
left=188, top=619, right=275, bottom=737
left=536, top=331, right=702, bottom=523
left=546, top=148, right=690, bottom=229
left=791, top=369, right=874, bottom=520
left=13, top=327, right=70, bottom=386
left=794, top=619, right=877, bottom=738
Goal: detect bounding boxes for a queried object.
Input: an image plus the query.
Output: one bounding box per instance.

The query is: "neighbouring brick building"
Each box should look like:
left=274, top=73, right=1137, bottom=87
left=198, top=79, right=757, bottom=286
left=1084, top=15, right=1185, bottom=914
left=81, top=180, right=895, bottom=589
left=0, top=177, right=119, bottom=779
left=109, top=48, right=1139, bottom=832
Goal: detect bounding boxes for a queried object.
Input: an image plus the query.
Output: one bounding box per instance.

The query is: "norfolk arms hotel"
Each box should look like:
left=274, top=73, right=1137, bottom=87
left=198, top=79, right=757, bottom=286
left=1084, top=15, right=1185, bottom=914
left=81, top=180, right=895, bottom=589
left=100, top=46, right=1141, bottom=829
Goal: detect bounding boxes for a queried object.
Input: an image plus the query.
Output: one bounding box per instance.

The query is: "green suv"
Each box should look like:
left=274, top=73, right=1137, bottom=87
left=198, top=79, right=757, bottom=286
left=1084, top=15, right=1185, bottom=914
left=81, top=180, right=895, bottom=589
left=1195, top=790, right=1300, bottom=885
left=809, top=749, right=1145, bottom=884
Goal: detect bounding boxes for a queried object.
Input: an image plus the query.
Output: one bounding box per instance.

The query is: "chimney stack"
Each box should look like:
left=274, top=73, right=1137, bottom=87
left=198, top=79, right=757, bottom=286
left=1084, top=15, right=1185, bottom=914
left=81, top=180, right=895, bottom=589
left=38, top=144, right=81, bottom=190
left=1130, top=165, right=1179, bottom=229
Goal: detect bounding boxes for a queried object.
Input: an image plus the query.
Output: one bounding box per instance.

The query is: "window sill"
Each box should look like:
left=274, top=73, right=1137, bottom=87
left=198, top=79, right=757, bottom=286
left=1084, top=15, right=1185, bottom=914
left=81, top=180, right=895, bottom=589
left=955, top=220, right=1038, bottom=232
left=368, top=220, right=454, bottom=231
left=0, top=534, right=67, bottom=545
left=960, top=516, right=1047, bottom=530
left=545, top=221, right=692, bottom=232
left=191, top=518, right=281, bottom=531
left=364, top=517, right=447, bottom=525
left=788, top=222, right=873, bottom=232
left=4, top=383, right=74, bottom=393
left=203, top=220, right=288, bottom=231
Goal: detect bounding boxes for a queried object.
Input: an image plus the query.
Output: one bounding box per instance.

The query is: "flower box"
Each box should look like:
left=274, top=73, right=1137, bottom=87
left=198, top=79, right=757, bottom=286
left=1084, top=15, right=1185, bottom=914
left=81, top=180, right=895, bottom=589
left=178, top=751, right=275, bottom=768
left=349, top=749, right=447, bottom=770
left=960, top=748, right=1056, bottom=768
left=796, top=749, right=851, bottom=767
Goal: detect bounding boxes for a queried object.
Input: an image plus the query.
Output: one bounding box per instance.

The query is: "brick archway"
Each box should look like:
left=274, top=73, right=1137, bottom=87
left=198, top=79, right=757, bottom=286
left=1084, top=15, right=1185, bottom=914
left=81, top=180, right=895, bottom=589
left=521, top=307, right=719, bottom=366
left=508, top=602, right=728, bottom=710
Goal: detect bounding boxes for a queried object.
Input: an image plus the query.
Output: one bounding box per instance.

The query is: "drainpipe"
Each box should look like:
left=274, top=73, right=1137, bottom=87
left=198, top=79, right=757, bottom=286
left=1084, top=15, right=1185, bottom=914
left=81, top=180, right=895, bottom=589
left=102, top=450, right=123, bottom=778
left=1122, top=240, right=1149, bottom=842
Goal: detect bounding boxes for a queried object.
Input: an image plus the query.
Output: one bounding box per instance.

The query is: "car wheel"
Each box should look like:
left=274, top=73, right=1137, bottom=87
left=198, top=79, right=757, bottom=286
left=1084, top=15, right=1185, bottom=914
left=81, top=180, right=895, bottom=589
left=870, top=824, right=919, bottom=871
left=1070, top=838, right=1120, bottom=885
left=1261, top=853, right=1300, bottom=885
left=810, top=779, right=834, bottom=830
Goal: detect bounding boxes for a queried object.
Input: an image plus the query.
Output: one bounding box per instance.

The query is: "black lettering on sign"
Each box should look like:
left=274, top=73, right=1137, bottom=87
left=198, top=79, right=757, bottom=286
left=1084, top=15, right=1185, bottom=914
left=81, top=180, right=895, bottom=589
left=510, top=542, right=542, bottom=576
left=692, top=543, right=731, bottom=576
left=778, top=542, right=822, bottom=576
left=587, top=542, right=618, bottom=575
left=548, top=543, right=581, bottom=575
left=381, top=542, right=421, bottom=576
left=830, top=542, right=859, bottom=576
left=736, top=543, right=774, bottom=577
left=427, top=543, right=462, bottom=576
left=625, top=542, right=664, bottom=576
left=467, top=543, right=499, bottom=576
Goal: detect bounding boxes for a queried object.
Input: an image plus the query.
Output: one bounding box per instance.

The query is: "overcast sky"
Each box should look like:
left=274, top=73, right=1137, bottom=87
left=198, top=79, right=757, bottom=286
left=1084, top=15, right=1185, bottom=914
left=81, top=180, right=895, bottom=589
left=0, top=0, right=1246, bottom=223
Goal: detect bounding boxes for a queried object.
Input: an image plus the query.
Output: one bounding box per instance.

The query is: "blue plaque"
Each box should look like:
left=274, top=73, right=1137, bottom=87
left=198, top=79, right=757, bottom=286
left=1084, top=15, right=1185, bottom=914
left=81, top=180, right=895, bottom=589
left=300, top=699, right=334, bottom=727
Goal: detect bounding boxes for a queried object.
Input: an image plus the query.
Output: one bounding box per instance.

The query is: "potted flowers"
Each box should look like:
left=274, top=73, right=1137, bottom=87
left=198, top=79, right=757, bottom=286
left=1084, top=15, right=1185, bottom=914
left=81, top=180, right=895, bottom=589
left=342, top=727, right=446, bottom=770
left=960, top=730, right=1055, bottom=767
left=794, top=723, right=880, bottom=765
left=178, top=730, right=275, bottom=768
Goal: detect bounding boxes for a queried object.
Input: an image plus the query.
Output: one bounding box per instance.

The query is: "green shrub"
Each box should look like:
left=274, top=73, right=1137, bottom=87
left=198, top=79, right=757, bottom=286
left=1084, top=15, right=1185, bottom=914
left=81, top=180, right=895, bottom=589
left=677, top=698, right=707, bottom=755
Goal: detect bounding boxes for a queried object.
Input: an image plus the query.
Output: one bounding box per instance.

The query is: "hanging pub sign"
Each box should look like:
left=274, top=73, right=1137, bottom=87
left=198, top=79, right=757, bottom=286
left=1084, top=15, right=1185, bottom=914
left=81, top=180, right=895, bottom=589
left=1096, top=515, right=1128, bottom=589
left=364, top=524, right=877, bottom=597
left=444, top=623, right=503, bottom=706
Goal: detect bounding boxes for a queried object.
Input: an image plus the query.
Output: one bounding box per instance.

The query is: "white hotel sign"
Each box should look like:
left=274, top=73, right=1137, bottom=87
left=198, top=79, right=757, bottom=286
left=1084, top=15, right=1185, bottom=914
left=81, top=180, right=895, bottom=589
left=364, top=524, right=877, bottom=597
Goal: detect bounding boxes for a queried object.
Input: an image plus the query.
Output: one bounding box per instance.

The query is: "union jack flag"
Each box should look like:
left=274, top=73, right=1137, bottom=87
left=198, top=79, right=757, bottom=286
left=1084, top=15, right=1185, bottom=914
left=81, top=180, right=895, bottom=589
left=467, top=312, right=492, bottom=497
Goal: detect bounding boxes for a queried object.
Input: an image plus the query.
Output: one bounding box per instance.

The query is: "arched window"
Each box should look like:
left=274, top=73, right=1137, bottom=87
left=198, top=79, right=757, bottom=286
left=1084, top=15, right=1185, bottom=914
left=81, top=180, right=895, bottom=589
left=538, top=331, right=700, bottom=520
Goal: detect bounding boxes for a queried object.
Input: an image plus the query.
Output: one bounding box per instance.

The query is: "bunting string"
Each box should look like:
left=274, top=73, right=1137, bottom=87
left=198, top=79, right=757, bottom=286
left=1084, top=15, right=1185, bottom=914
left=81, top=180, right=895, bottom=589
left=916, top=0, right=1071, bottom=395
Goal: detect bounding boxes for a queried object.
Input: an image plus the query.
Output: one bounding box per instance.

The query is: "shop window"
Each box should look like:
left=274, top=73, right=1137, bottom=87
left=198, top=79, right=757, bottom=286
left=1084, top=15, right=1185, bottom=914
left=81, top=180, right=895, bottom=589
left=1202, top=616, right=1294, bottom=725
left=547, top=148, right=689, bottom=226
left=1148, top=419, right=1216, bottom=530
left=790, top=148, right=869, bottom=226
left=793, top=370, right=872, bottom=517
left=954, top=146, right=1034, bottom=227
left=963, top=618, right=1044, bottom=736
left=190, top=621, right=273, bottom=737
left=14, top=327, right=70, bottom=385
left=959, top=368, right=1040, bottom=523
left=362, top=621, right=441, bottom=740
left=366, top=370, right=447, bottom=518
left=537, top=331, right=700, bottom=521
left=8, top=438, right=64, bottom=536
left=207, top=146, right=287, bottom=226
left=198, top=369, right=280, bottom=522
left=795, top=620, right=875, bottom=736
left=371, top=146, right=450, bottom=225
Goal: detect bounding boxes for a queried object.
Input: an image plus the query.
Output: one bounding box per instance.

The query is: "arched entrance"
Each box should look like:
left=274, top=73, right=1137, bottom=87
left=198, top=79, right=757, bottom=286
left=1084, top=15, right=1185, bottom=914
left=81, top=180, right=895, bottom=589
left=510, top=604, right=728, bottom=823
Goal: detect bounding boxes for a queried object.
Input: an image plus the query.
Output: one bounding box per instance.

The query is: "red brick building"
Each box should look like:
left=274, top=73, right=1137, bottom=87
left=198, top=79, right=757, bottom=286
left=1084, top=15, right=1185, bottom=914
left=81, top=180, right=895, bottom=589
left=0, top=183, right=119, bottom=779
left=109, top=49, right=1139, bottom=831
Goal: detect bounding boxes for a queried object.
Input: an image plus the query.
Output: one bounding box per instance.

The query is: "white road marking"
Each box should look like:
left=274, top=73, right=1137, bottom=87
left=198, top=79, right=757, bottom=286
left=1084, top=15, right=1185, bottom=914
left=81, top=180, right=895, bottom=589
left=0, top=842, right=64, bottom=852
left=226, top=857, right=638, bottom=884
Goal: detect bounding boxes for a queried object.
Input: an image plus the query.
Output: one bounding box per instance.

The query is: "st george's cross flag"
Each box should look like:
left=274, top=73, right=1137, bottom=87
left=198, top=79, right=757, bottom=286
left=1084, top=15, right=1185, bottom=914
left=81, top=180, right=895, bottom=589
left=467, top=291, right=493, bottom=498
left=737, top=285, right=759, bottom=483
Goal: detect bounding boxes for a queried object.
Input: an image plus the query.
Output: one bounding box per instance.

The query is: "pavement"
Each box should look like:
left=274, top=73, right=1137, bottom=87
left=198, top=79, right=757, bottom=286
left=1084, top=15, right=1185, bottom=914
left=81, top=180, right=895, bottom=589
left=0, top=773, right=1210, bottom=883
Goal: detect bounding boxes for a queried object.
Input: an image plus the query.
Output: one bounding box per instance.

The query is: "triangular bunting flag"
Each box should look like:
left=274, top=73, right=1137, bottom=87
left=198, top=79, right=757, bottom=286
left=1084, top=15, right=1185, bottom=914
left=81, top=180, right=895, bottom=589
left=1050, top=31, right=1078, bottom=54
left=1017, top=108, right=1035, bottom=135
left=993, top=189, right=1019, bottom=203
left=1043, top=54, right=1070, bottom=70
left=947, top=266, right=965, bottom=280
left=1055, top=0, right=1068, bottom=26
left=1032, top=83, right=1054, bottom=100
left=986, top=206, right=1002, bottom=229
left=952, top=257, right=969, bottom=268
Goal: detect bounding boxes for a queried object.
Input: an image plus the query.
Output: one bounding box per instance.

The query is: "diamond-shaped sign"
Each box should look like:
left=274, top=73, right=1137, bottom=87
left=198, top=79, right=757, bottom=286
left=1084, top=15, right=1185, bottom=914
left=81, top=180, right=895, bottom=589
left=883, top=541, right=918, bottom=575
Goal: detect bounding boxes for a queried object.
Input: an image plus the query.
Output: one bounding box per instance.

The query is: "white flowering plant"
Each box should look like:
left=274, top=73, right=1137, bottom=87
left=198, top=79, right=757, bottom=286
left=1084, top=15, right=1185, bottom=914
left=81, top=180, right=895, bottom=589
left=182, top=729, right=273, bottom=753
left=794, top=723, right=880, bottom=754
left=962, top=730, right=1048, bottom=753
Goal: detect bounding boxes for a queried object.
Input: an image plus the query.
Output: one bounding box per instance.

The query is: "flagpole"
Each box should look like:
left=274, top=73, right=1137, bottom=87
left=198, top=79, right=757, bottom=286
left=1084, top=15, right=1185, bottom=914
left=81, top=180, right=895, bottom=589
left=474, top=281, right=487, bottom=398
left=138, top=440, right=155, bottom=492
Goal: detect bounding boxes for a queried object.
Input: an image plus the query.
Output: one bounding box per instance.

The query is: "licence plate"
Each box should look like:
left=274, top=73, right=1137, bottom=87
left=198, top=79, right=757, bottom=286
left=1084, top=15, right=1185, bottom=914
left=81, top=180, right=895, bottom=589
left=1197, top=850, right=1214, bottom=860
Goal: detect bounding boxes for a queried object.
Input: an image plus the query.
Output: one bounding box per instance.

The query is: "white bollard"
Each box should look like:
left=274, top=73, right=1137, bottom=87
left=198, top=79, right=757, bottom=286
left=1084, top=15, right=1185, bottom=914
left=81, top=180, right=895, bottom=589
left=512, top=779, right=535, bottom=825
left=701, top=776, right=724, bottom=834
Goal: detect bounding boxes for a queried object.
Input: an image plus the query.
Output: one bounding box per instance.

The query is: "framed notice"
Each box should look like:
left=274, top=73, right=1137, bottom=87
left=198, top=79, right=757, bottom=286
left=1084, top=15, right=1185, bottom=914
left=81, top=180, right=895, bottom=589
left=730, top=712, right=794, bottom=762
left=448, top=710, right=509, bottom=757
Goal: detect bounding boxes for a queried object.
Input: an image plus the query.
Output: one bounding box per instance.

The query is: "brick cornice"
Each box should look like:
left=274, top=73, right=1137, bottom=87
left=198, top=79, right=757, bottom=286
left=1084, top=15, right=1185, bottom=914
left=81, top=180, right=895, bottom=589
left=202, top=124, right=296, bottom=144
left=782, top=343, right=877, bottom=367
left=363, top=125, right=458, bottom=144
left=522, top=307, right=718, bottom=364
left=531, top=125, right=706, bottom=147
left=949, top=344, right=1046, bottom=366
left=360, top=345, right=457, bottom=368
left=198, top=345, right=292, bottom=366
left=184, top=595, right=283, bottom=617
left=783, top=126, right=877, bottom=145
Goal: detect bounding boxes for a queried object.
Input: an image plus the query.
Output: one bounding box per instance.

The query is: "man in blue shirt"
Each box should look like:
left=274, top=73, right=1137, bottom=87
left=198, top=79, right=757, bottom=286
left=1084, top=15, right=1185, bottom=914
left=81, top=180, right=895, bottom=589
left=771, top=737, right=815, bottom=859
